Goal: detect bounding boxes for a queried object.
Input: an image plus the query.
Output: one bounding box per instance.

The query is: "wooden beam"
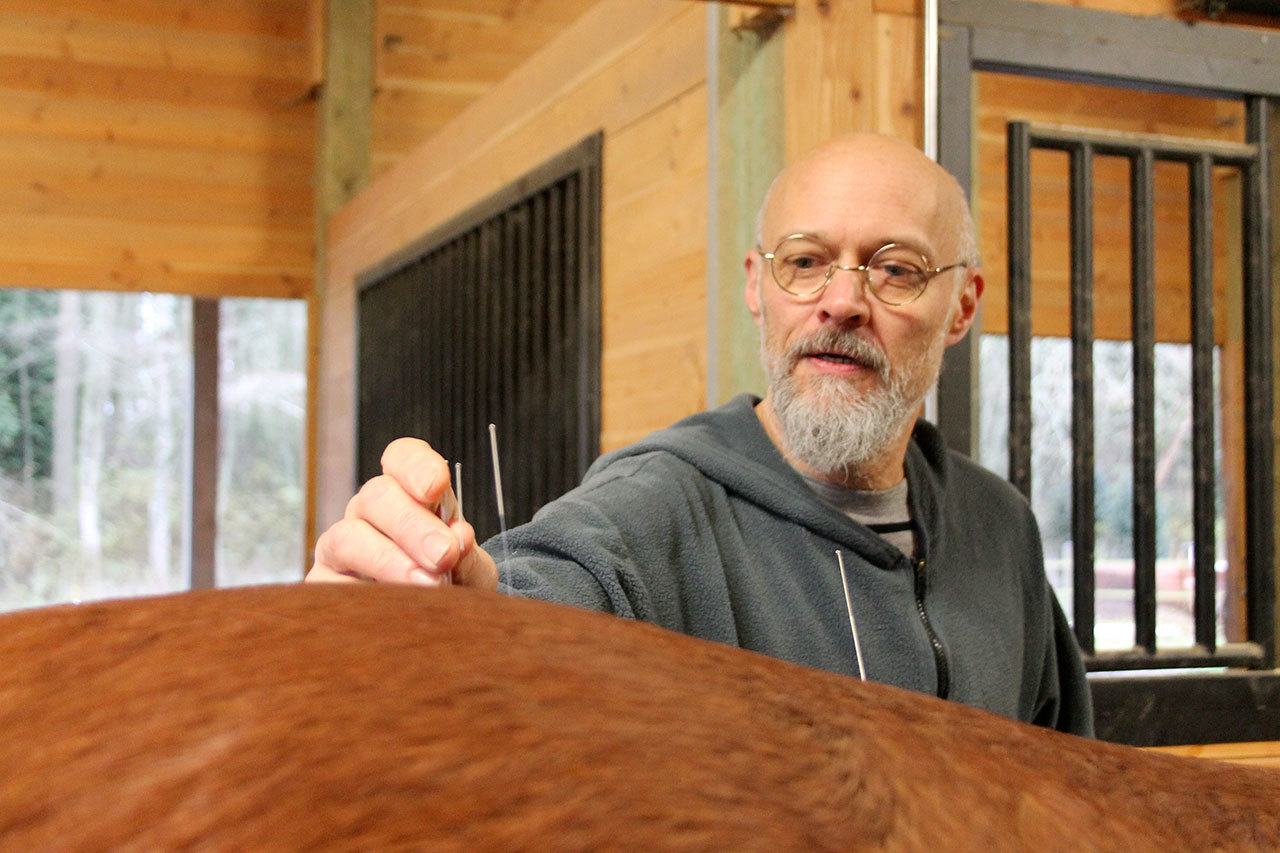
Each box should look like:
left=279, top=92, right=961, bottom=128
left=708, top=2, right=783, bottom=406
left=690, top=0, right=794, bottom=6
left=306, top=0, right=374, bottom=574
left=191, top=298, right=219, bottom=590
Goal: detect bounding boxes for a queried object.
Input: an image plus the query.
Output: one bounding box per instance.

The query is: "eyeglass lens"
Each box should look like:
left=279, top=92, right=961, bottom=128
left=769, top=237, right=930, bottom=305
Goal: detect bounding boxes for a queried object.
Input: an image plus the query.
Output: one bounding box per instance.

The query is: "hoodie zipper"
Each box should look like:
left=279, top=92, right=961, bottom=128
left=914, top=556, right=950, bottom=699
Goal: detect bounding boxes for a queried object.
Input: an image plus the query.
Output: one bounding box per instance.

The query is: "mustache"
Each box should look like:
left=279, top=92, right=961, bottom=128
left=783, top=328, right=890, bottom=377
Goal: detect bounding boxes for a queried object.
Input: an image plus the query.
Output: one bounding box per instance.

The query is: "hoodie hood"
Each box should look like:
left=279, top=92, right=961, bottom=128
left=583, top=394, right=950, bottom=568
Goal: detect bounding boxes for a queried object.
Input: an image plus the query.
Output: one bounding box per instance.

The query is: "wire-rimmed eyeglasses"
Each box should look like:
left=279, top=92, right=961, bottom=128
left=757, top=234, right=967, bottom=306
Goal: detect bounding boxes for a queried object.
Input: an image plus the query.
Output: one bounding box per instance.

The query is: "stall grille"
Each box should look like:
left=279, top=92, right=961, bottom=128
left=1005, top=109, right=1273, bottom=671
left=356, top=136, right=601, bottom=544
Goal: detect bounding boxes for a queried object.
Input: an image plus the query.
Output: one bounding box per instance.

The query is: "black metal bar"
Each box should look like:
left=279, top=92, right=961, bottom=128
left=1025, top=123, right=1258, bottom=166
left=1085, top=642, right=1267, bottom=673
left=1243, top=97, right=1275, bottom=668
left=1189, top=154, right=1217, bottom=652
left=564, top=173, right=580, bottom=472
left=1070, top=142, right=1096, bottom=657
left=514, top=202, right=533, bottom=524
left=580, top=151, right=602, bottom=473
left=529, top=192, right=548, bottom=510
left=1006, top=121, right=1033, bottom=501
left=547, top=181, right=565, bottom=506
left=1130, top=149, right=1158, bottom=654
left=484, top=217, right=502, bottom=540
left=500, top=210, right=517, bottom=522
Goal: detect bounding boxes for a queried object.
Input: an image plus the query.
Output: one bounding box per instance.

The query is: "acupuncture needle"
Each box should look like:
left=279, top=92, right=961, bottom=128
left=488, top=423, right=514, bottom=585
left=443, top=461, right=462, bottom=586
left=835, top=550, right=868, bottom=682
left=455, top=461, right=463, bottom=520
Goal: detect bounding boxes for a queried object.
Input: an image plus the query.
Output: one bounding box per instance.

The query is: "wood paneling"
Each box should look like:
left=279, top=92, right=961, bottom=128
left=601, top=84, right=708, bottom=451
left=1151, top=741, right=1280, bottom=769
left=318, top=0, right=707, bottom=528
left=0, top=2, right=315, bottom=298
left=371, top=0, right=597, bottom=177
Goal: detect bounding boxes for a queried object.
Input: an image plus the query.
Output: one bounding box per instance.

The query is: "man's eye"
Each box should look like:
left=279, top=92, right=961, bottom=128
left=875, top=261, right=923, bottom=280
left=786, top=255, right=825, bottom=272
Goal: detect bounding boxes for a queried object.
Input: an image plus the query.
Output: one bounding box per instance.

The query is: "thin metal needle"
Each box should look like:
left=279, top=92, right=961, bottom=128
left=454, top=461, right=463, bottom=521
left=836, top=550, right=867, bottom=681
left=488, top=423, right=513, bottom=571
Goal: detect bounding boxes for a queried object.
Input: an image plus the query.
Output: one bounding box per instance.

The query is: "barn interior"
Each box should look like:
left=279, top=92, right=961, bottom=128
left=1, top=0, right=1278, bottom=804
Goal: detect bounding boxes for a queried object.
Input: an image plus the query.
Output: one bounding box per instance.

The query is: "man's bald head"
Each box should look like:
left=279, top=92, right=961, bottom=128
left=754, top=133, right=979, bottom=269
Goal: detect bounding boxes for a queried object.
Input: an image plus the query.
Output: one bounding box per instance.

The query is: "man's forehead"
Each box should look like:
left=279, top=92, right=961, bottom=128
left=761, top=143, right=958, bottom=251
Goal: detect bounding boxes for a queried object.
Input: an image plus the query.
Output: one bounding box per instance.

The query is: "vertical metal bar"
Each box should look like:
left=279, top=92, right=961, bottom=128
left=1006, top=122, right=1033, bottom=500
left=1131, top=149, right=1158, bottom=654
left=580, top=154, right=602, bottom=475
left=1244, top=97, right=1275, bottom=667
left=501, top=209, right=518, bottom=522
left=482, top=218, right=501, bottom=541
left=463, top=231, right=478, bottom=519
left=530, top=191, right=548, bottom=510
left=1070, top=142, right=1096, bottom=656
left=563, top=173, right=580, bottom=476
left=191, top=297, right=219, bottom=590
left=424, top=252, right=439, bottom=449
left=515, top=201, right=533, bottom=525
left=547, top=181, right=565, bottom=501
left=936, top=23, right=977, bottom=456
left=1190, top=154, right=1217, bottom=652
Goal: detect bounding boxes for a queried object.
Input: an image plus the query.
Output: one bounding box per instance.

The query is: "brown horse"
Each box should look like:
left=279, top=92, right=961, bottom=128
left=1, top=584, right=1276, bottom=850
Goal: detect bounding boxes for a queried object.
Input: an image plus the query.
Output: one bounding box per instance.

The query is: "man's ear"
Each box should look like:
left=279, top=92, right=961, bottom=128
left=944, top=268, right=984, bottom=345
left=744, top=251, right=764, bottom=327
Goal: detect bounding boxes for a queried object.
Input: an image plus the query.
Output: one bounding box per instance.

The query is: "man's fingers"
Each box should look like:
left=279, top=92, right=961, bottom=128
left=311, top=518, right=445, bottom=587
left=347, top=474, right=461, bottom=576
left=304, top=565, right=363, bottom=584
left=450, top=529, right=500, bottom=591
left=381, top=437, right=451, bottom=507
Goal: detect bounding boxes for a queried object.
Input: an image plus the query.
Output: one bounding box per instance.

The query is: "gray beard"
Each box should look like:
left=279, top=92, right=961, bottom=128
left=763, top=328, right=921, bottom=476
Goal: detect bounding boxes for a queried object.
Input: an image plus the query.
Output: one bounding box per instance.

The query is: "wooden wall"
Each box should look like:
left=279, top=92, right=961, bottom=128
left=1154, top=741, right=1280, bottom=770
left=317, top=0, right=709, bottom=528
left=371, top=0, right=597, bottom=179
left=0, top=0, right=315, bottom=298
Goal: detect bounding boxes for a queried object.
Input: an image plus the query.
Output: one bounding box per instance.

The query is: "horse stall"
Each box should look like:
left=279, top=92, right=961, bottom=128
left=1, top=0, right=1278, bottom=846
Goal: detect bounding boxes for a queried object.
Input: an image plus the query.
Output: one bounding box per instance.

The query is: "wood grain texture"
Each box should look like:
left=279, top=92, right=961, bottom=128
left=1152, top=741, right=1280, bottom=769
left=0, top=2, right=315, bottom=298
left=371, top=0, right=597, bottom=176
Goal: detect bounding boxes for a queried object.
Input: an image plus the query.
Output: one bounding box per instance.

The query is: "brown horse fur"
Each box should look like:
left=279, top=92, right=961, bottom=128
left=0, top=584, right=1276, bottom=850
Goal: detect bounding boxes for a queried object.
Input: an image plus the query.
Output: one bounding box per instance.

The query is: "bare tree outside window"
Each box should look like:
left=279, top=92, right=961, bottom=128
left=980, top=335, right=1226, bottom=650
left=0, top=290, right=305, bottom=610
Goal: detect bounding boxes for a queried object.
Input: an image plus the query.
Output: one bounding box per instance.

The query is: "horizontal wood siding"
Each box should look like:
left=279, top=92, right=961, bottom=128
left=0, top=1, right=315, bottom=298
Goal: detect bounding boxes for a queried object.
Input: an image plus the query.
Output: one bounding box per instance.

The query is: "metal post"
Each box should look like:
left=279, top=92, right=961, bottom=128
left=1070, top=143, right=1096, bottom=656
left=1131, top=149, right=1158, bottom=654
left=1007, top=121, right=1033, bottom=501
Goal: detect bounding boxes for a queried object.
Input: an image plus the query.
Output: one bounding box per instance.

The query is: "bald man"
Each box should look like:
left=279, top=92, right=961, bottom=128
left=308, top=134, right=1093, bottom=736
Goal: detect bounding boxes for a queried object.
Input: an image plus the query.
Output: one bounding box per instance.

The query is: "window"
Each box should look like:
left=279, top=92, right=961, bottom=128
left=0, top=290, right=305, bottom=611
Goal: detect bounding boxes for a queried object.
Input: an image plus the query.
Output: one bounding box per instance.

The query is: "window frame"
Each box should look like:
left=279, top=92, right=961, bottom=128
left=935, top=0, right=1280, bottom=745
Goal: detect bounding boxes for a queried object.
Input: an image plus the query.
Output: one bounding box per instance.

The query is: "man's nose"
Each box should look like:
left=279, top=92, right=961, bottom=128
left=816, top=265, right=873, bottom=326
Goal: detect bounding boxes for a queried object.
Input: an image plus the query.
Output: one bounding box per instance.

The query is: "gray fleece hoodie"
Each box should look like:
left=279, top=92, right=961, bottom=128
left=489, top=394, right=1093, bottom=736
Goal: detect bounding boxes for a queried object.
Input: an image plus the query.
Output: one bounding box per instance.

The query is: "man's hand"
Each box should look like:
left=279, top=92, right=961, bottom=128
left=307, top=438, right=499, bottom=590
